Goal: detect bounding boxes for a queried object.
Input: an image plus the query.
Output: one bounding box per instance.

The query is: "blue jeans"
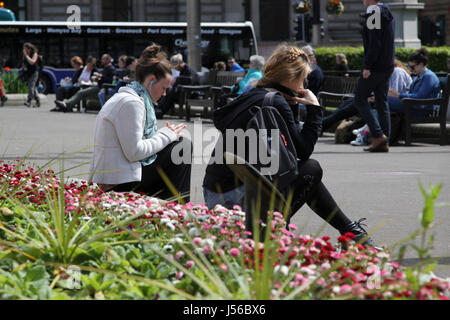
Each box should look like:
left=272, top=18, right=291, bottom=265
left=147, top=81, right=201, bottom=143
left=98, top=88, right=115, bottom=106
left=203, top=185, right=245, bottom=210
left=354, top=72, right=392, bottom=140
left=388, top=96, right=436, bottom=117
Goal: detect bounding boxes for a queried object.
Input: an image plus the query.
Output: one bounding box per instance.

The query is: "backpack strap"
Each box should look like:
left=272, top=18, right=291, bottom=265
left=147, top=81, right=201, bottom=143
left=262, top=90, right=278, bottom=107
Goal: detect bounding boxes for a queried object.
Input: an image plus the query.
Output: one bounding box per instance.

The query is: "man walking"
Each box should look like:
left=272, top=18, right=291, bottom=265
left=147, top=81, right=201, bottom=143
left=354, top=0, right=395, bottom=152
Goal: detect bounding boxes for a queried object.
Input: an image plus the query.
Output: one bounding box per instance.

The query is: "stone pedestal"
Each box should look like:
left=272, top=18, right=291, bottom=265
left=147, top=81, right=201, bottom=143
left=388, top=0, right=425, bottom=49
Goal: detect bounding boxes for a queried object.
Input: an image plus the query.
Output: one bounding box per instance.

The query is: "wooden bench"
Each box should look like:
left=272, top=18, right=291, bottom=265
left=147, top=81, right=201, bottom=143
left=178, top=71, right=245, bottom=121
left=318, top=76, right=358, bottom=111
left=223, top=151, right=290, bottom=239
left=402, top=74, right=449, bottom=145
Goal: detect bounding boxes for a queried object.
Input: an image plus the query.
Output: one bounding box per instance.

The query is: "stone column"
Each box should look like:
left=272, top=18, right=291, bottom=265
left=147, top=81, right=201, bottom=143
left=388, top=0, right=424, bottom=48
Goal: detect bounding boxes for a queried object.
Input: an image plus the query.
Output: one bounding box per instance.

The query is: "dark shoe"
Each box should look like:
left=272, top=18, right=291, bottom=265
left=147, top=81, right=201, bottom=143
left=339, top=218, right=378, bottom=249
left=0, top=96, right=7, bottom=106
left=24, top=100, right=31, bottom=107
left=364, top=135, right=389, bottom=152
left=35, top=101, right=40, bottom=108
left=50, top=107, right=62, bottom=112
left=55, top=100, right=68, bottom=112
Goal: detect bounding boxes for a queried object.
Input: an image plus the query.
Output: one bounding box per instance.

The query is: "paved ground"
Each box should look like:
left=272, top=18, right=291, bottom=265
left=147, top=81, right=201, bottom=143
left=1, top=94, right=450, bottom=278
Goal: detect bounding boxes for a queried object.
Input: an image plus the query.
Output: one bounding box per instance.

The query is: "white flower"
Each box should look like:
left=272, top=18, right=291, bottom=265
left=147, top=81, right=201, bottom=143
left=274, top=265, right=289, bottom=276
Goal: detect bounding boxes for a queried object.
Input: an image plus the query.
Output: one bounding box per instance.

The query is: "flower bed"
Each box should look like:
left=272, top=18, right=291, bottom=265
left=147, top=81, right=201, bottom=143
left=0, top=159, right=449, bottom=300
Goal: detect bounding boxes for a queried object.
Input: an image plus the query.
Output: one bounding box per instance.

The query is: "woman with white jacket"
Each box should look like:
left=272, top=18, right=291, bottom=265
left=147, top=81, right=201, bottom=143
left=89, top=44, right=191, bottom=201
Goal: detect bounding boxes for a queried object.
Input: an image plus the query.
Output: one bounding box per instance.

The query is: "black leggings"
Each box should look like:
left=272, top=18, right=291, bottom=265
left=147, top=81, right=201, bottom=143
left=287, top=159, right=351, bottom=231
left=112, top=137, right=192, bottom=202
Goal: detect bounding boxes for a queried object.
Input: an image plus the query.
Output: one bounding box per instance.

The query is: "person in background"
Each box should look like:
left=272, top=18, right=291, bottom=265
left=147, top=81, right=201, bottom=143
left=203, top=44, right=378, bottom=248
left=351, top=59, right=412, bottom=146
left=50, top=56, right=84, bottom=112
left=335, top=53, right=349, bottom=76
left=55, top=54, right=115, bottom=112
left=22, top=42, right=41, bottom=108
left=89, top=43, right=191, bottom=201
left=301, top=45, right=324, bottom=96
left=439, top=57, right=450, bottom=89
left=0, top=63, right=7, bottom=107
left=155, top=53, right=200, bottom=119
left=387, top=48, right=441, bottom=117
left=353, top=0, right=395, bottom=153
left=232, top=55, right=265, bottom=95
left=98, top=55, right=135, bottom=107
left=213, top=61, right=226, bottom=71
left=227, top=57, right=245, bottom=72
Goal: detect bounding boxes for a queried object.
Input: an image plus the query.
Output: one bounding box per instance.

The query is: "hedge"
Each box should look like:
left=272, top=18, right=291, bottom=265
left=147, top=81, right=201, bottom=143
left=315, top=46, right=450, bottom=72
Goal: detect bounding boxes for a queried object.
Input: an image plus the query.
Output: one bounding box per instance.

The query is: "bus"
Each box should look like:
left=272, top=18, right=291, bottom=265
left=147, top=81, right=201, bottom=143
left=0, top=21, right=258, bottom=94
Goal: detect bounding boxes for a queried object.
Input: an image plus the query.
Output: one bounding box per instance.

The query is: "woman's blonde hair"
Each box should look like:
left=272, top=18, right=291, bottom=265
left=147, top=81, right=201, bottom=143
left=257, top=44, right=311, bottom=87
left=336, top=53, right=348, bottom=65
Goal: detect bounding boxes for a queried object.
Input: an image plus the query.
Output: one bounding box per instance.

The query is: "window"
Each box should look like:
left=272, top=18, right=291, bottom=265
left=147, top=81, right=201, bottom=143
left=102, top=0, right=132, bottom=22
left=259, top=0, right=290, bottom=41
left=4, top=0, right=27, bottom=21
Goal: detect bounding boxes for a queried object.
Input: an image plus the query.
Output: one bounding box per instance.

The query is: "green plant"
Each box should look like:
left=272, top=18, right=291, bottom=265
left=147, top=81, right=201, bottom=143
left=315, top=46, right=450, bottom=72
left=2, top=69, right=28, bottom=94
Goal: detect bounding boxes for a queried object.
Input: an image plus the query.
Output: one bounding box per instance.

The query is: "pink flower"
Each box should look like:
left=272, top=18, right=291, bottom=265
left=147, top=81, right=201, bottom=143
left=288, top=223, right=298, bottom=231
left=340, top=284, right=352, bottom=294
left=229, top=248, right=240, bottom=257
left=175, top=251, right=185, bottom=261
left=220, top=264, right=228, bottom=272
left=175, top=271, right=184, bottom=279
left=186, top=260, right=195, bottom=269
left=203, top=245, right=212, bottom=255
left=193, top=237, right=202, bottom=246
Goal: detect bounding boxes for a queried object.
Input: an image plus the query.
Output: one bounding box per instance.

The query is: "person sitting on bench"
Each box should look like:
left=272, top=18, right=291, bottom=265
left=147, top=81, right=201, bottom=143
left=55, top=54, right=115, bottom=112
left=155, top=53, right=199, bottom=119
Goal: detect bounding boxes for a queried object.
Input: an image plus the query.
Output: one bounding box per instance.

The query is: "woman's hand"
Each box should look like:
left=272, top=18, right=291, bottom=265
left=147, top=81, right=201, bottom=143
left=23, top=48, right=28, bottom=58
left=166, top=122, right=186, bottom=137
left=287, top=88, right=320, bottom=107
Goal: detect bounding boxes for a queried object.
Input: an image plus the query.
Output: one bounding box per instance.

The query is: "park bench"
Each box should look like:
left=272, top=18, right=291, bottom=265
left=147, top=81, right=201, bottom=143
left=179, top=71, right=245, bottom=121
left=318, top=75, right=358, bottom=111
left=402, top=74, right=449, bottom=145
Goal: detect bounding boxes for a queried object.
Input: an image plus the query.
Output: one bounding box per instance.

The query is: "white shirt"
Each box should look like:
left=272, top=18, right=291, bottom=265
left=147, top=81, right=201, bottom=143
left=389, top=67, right=412, bottom=94
left=79, top=66, right=92, bottom=83
left=89, top=87, right=178, bottom=185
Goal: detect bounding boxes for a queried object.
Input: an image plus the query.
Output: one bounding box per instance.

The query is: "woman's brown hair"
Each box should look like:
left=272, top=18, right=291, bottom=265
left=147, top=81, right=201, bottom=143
left=336, top=53, right=348, bottom=65
left=257, top=44, right=311, bottom=87
left=135, top=43, right=171, bottom=83
left=23, top=42, right=38, bottom=55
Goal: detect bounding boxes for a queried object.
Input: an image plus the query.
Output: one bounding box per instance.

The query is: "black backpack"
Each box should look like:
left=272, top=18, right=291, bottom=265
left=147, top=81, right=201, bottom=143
left=245, top=91, right=298, bottom=191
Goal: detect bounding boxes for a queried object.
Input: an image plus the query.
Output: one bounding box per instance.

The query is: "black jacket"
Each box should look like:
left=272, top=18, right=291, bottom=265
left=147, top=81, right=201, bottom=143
left=306, top=63, right=324, bottom=96
left=98, top=64, right=116, bottom=87
left=203, top=86, right=323, bottom=193
left=175, top=64, right=200, bottom=86
left=362, top=3, right=395, bottom=73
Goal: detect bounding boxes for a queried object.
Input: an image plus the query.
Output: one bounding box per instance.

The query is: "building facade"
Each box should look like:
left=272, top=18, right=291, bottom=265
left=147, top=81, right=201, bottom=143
left=4, top=0, right=448, bottom=52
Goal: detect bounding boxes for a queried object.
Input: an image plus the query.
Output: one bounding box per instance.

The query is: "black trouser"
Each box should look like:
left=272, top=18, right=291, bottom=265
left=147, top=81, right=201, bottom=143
left=56, top=86, right=79, bottom=102
left=354, top=72, right=392, bottom=139
left=287, top=159, right=351, bottom=231
left=112, top=138, right=192, bottom=202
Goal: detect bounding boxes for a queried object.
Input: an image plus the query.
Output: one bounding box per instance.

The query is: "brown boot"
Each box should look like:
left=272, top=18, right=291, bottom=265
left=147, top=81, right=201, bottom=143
left=364, top=135, right=389, bottom=152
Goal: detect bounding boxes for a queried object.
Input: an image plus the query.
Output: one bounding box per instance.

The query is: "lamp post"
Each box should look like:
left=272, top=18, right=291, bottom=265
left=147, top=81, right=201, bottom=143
left=312, top=0, right=321, bottom=46
left=186, top=0, right=202, bottom=71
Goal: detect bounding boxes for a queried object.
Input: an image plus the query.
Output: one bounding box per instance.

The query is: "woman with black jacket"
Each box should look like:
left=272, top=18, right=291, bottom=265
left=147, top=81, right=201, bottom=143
left=203, top=44, right=377, bottom=248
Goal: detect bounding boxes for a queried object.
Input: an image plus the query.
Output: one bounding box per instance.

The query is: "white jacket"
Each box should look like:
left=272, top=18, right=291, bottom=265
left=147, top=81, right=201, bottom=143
left=89, top=86, right=178, bottom=185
